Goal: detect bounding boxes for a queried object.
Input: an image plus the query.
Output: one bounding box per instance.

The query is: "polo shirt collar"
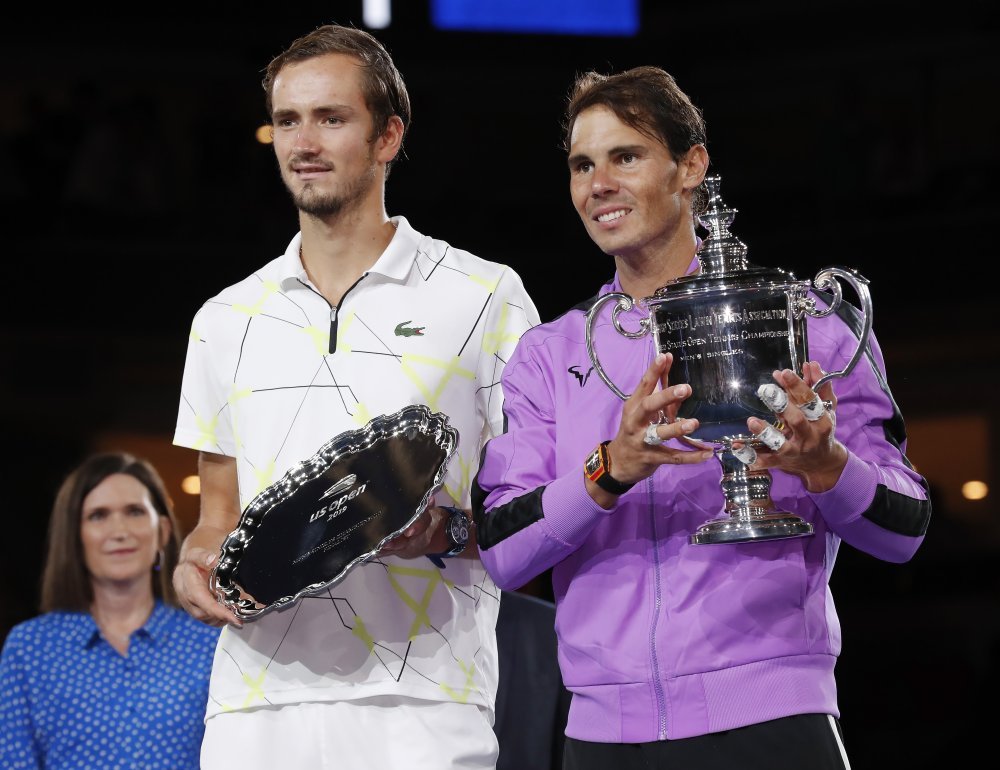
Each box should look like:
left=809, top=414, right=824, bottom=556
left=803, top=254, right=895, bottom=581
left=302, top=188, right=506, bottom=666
left=277, top=215, right=421, bottom=288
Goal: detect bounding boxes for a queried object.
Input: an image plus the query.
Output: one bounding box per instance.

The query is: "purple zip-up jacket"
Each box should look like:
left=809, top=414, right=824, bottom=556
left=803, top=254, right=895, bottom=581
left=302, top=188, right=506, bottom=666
left=473, top=272, right=930, bottom=743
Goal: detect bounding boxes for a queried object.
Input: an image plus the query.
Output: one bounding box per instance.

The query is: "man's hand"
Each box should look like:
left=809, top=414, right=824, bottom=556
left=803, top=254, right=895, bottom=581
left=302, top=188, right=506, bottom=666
left=173, top=451, right=244, bottom=627
left=608, top=353, right=714, bottom=474
left=745, top=362, right=848, bottom=492
left=379, top=505, right=455, bottom=559
left=585, top=353, right=714, bottom=509
left=173, top=526, right=243, bottom=628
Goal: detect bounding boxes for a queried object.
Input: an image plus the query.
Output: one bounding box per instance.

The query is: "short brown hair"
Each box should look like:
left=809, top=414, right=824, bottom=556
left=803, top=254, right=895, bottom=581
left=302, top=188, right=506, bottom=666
left=40, top=452, right=181, bottom=612
left=563, top=66, right=708, bottom=211
left=262, top=24, right=411, bottom=172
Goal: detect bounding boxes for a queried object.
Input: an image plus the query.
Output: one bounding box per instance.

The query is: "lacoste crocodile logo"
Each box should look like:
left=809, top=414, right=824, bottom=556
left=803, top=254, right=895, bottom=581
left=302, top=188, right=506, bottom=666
left=394, top=321, right=425, bottom=337
left=568, top=365, right=594, bottom=387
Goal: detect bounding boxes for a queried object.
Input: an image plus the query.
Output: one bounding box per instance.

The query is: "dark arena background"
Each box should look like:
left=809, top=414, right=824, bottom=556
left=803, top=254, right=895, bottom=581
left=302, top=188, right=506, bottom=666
left=2, top=2, right=997, bottom=767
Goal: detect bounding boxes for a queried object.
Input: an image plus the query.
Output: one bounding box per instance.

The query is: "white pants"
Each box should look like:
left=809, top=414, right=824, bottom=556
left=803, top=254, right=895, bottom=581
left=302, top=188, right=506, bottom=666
left=200, top=696, right=499, bottom=770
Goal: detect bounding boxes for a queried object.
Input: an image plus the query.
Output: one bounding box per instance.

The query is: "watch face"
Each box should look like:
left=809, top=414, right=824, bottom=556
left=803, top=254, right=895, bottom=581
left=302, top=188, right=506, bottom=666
left=584, top=447, right=602, bottom=477
left=447, top=511, right=469, bottom=545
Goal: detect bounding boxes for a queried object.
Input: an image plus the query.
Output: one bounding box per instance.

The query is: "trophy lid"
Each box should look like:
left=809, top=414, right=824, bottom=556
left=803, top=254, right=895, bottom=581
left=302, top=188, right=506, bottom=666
left=650, top=173, right=795, bottom=299
left=697, top=174, right=751, bottom=274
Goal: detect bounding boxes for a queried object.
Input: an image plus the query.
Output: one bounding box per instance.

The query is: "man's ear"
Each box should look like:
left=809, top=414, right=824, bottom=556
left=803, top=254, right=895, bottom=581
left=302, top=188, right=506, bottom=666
left=375, top=115, right=405, bottom=164
left=681, top=144, right=709, bottom=191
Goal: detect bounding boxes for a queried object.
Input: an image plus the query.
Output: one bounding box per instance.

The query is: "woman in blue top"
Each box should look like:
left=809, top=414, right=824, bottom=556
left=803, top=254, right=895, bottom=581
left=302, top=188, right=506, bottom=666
left=0, top=451, right=220, bottom=770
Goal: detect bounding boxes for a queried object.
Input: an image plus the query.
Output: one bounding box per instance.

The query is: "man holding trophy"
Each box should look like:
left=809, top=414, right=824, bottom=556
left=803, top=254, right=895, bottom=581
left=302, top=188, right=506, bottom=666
left=473, top=66, right=931, bottom=769
left=171, top=24, right=538, bottom=770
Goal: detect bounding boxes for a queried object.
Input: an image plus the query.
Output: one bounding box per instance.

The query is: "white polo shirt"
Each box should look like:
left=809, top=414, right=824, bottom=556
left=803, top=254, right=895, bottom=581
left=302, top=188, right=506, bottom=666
left=173, top=216, right=539, bottom=719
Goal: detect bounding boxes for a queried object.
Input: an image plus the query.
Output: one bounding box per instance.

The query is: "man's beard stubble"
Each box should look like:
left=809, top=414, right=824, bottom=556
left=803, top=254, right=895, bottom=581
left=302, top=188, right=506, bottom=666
left=285, top=158, right=378, bottom=219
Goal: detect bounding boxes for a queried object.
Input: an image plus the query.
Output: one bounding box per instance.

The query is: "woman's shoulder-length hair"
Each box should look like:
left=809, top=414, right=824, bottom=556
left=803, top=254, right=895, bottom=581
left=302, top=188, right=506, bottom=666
left=40, top=451, right=182, bottom=613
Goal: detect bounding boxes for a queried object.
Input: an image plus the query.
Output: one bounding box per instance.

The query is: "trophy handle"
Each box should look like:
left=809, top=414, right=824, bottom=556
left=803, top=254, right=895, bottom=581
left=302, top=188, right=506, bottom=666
left=799, top=266, right=873, bottom=392
left=585, top=292, right=650, bottom=401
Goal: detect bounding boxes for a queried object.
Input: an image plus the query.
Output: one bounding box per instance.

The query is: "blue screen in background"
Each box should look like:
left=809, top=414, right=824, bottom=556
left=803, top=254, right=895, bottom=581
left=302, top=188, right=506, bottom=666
left=430, top=0, right=639, bottom=36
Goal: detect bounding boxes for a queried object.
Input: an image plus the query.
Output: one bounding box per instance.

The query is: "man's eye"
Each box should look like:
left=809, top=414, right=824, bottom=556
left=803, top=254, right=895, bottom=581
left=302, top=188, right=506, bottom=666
left=575, top=162, right=592, bottom=173
left=621, top=153, right=636, bottom=164
left=324, top=116, right=343, bottom=126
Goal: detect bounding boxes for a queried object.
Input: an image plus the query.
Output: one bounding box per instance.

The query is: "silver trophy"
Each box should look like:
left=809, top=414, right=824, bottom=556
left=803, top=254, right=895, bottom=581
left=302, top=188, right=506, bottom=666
left=586, top=175, right=872, bottom=544
left=210, top=404, right=458, bottom=619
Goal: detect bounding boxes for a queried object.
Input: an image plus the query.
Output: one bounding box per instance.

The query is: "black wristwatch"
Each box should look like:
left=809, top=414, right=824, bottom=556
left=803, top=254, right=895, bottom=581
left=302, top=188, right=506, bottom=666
left=584, top=441, right=635, bottom=495
left=427, top=506, right=471, bottom=568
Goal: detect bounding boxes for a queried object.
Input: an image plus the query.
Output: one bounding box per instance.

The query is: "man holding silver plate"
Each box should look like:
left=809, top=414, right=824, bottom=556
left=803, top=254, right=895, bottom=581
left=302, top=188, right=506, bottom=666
left=171, top=24, right=539, bottom=770
left=474, top=66, right=931, bottom=769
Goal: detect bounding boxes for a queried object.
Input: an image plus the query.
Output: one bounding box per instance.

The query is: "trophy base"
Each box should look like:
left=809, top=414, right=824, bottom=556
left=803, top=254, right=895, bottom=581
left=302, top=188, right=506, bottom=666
left=690, top=511, right=814, bottom=545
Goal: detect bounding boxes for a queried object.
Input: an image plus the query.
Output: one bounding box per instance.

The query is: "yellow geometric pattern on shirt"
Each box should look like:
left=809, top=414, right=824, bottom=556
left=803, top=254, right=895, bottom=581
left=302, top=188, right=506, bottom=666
left=352, top=615, right=375, bottom=652
left=444, top=453, right=473, bottom=506
left=353, top=401, right=372, bottom=427
left=240, top=669, right=268, bottom=709
left=483, top=302, right=519, bottom=356
left=228, top=385, right=252, bottom=407
left=192, top=413, right=220, bottom=450
left=219, top=668, right=269, bottom=713
left=252, top=460, right=277, bottom=497
left=469, top=274, right=500, bottom=292
left=440, top=658, right=476, bottom=704
left=231, top=280, right=279, bottom=317
left=302, top=325, right=329, bottom=356
left=468, top=271, right=514, bottom=358
left=401, top=354, right=474, bottom=413
left=385, top=564, right=451, bottom=640
left=336, top=310, right=355, bottom=353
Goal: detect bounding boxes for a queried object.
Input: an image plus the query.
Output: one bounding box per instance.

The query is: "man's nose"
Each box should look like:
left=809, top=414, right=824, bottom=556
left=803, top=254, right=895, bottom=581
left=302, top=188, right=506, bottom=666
left=293, top=123, right=320, bottom=154
left=590, top=165, right=618, bottom=195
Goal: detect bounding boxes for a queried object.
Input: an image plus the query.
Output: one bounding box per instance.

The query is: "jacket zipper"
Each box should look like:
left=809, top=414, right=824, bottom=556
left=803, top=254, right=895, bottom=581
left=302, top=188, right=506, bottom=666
left=297, top=273, right=368, bottom=354
left=647, top=334, right=668, bottom=740
left=647, top=473, right=668, bottom=739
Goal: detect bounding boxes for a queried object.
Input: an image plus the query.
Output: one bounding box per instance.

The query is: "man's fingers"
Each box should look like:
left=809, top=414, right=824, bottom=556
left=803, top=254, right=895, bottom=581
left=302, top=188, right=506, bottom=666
left=776, top=365, right=835, bottom=423
left=631, top=353, right=671, bottom=399
left=658, top=350, right=674, bottom=390
left=757, top=383, right=788, bottom=413
left=798, top=394, right=827, bottom=421
left=643, top=383, right=691, bottom=422
left=642, top=414, right=700, bottom=446
left=801, top=361, right=822, bottom=389
left=382, top=507, right=441, bottom=559
left=731, top=443, right=757, bottom=465
left=643, top=418, right=713, bottom=466
left=403, top=508, right=433, bottom=538
left=666, top=448, right=715, bottom=465
left=804, top=361, right=837, bottom=410
left=757, top=423, right=787, bottom=449
left=747, top=417, right=787, bottom=450
left=179, top=546, right=217, bottom=570
left=175, top=549, right=242, bottom=627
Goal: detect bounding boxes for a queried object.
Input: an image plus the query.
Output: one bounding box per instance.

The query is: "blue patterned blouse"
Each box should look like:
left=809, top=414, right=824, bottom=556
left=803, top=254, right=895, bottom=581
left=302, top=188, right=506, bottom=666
left=0, top=600, right=220, bottom=770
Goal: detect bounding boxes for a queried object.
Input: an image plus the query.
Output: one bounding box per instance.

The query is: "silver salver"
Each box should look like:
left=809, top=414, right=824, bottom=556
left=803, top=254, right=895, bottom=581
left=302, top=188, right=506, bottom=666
left=210, top=404, right=458, bottom=619
left=586, top=174, right=873, bottom=544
